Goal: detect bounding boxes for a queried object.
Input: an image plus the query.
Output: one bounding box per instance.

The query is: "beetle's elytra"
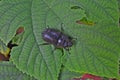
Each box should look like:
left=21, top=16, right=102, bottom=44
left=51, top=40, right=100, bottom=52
left=41, top=27, right=74, bottom=51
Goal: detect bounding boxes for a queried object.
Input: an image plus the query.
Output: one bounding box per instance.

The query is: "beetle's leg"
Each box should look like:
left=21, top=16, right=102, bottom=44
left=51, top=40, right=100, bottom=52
left=52, top=47, right=64, bottom=56
left=61, top=49, right=64, bottom=56
left=65, top=47, right=71, bottom=54
left=51, top=47, right=56, bottom=53
left=46, top=25, right=49, bottom=28
left=39, top=43, right=50, bottom=45
left=61, top=23, right=64, bottom=32
left=65, top=47, right=69, bottom=51
left=73, top=37, right=77, bottom=40
left=67, top=50, right=71, bottom=54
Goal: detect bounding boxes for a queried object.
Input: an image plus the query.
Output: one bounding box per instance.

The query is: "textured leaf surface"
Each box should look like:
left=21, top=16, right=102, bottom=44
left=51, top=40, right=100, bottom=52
left=64, top=0, right=120, bottom=78
left=0, top=0, right=119, bottom=80
left=0, top=61, right=36, bottom=80
left=0, top=0, right=77, bottom=80
left=59, top=68, right=81, bottom=80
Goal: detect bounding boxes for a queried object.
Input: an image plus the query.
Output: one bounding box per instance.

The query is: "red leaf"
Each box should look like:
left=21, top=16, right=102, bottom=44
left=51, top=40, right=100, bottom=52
left=16, top=27, right=24, bottom=35
left=82, top=73, right=102, bottom=80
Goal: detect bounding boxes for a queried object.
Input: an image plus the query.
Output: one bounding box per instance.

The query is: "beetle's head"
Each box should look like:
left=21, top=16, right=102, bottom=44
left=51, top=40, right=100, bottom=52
left=68, top=41, right=73, bottom=47
left=64, top=40, right=73, bottom=47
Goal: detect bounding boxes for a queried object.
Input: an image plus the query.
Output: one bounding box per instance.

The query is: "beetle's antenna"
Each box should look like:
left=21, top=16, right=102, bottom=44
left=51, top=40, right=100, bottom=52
left=72, top=37, right=77, bottom=42
left=72, top=37, right=77, bottom=45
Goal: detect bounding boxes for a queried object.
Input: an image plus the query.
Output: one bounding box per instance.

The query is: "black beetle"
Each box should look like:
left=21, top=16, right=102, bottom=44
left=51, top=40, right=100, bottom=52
left=41, top=25, right=74, bottom=53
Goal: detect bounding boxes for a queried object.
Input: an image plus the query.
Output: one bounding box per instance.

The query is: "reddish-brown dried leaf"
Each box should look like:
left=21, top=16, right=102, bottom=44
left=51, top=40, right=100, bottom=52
left=16, top=27, right=24, bottom=35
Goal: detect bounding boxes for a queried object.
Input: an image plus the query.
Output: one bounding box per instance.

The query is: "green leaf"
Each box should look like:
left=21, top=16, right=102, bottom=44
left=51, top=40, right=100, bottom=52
left=0, top=0, right=85, bottom=79
left=64, top=0, right=120, bottom=78
left=59, top=67, right=81, bottom=80
left=0, top=61, right=37, bottom=80
left=0, top=0, right=119, bottom=80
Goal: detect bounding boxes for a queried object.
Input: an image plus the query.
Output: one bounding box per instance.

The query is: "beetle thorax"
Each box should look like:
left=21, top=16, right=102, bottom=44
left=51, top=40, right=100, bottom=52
left=56, top=35, right=73, bottom=48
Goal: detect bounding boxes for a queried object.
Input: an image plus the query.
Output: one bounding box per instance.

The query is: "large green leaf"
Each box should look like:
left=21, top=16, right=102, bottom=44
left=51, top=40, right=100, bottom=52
left=0, top=61, right=36, bottom=80
left=59, top=67, right=81, bottom=80
left=0, top=0, right=119, bottom=80
left=0, top=0, right=84, bottom=80
left=64, top=0, right=120, bottom=78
